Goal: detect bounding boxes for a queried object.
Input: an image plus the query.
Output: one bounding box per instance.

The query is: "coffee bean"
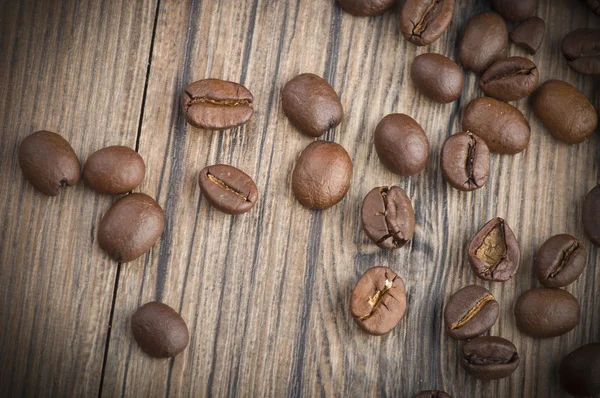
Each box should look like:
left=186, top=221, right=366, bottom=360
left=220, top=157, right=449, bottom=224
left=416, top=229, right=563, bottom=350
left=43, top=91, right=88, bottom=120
left=460, top=336, right=520, bottom=381
left=350, top=266, right=407, bottom=335
left=534, top=234, right=586, bottom=288
left=562, top=29, right=600, bottom=75
left=292, top=141, right=352, bottom=209
left=413, top=391, right=452, bottom=398
left=374, top=114, right=429, bottom=176
left=83, top=146, right=145, bottom=195
left=560, top=343, right=600, bottom=396
left=131, top=302, right=189, bottom=358
left=337, top=0, right=395, bottom=16
left=491, top=0, right=538, bottom=21
left=411, top=53, right=464, bottom=103
left=198, top=164, right=258, bottom=215
left=468, top=217, right=520, bottom=282
left=444, top=285, right=499, bottom=340
left=400, top=0, right=456, bottom=46
left=514, top=288, right=580, bottom=338
left=459, top=12, right=508, bottom=73
left=583, top=184, right=600, bottom=246
left=181, top=79, right=254, bottom=130
left=583, top=0, right=600, bottom=15
left=510, top=17, right=545, bottom=55
left=462, top=97, right=530, bottom=154
left=18, top=130, right=81, bottom=196
left=440, top=132, right=490, bottom=192
left=532, top=80, right=597, bottom=144
left=98, top=193, right=165, bottom=262
left=282, top=73, right=343, bottom=137
left=361, top=186, right=415, bottom=250
left=480, top=57, right=539, bottom=102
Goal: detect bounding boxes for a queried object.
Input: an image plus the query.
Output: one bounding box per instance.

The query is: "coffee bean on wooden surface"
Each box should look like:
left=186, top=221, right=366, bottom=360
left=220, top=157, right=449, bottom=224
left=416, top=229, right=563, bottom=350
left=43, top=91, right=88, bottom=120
left=514, top=288, right=580, bottom=338
left=292, top=141, right=352, bottom=210
left=131, top=302, right=189, bottom=358
left=411, top=53, right=464, bottom=103
left=440, top=132, right=490, bottom=191
left=337, top=0, right=395, bottom=16
left=413, top=391, right=452, bottom=398
left=560, top=343, right=600, bottom=397
left=18, top=130, right=81, bottom=196
left=361, top=186, right=415, bottom=250
left=510, top=17, right=545, bottom=55
left=534, top=234, right=586, bottom=288
left=400, top=0, right=456, bottom=46
left=583, top=0, right=600, bottom=15
left=532, top=80, right=597, bottom=144
left=562, top=29, right=600, bottom=75
left=480, top=57, right=539, bottom=102
left=83, top=146, right=145, bottom=195
left=282, top=73, right=343, bottom=137
left=461, top=336, right=520, bottom=381
left=583, top=184, right=600, bottom=246
left=198, top=164, right=258, bottom=215
left=444, top=285, right=499, bottom=340
left=350, top=266, right=407, bottom=336
left=98, top=193, right=165, bottom=262
left=491, top=0, right=538, bottom=21
left=459, top=12, right=508, bottom=73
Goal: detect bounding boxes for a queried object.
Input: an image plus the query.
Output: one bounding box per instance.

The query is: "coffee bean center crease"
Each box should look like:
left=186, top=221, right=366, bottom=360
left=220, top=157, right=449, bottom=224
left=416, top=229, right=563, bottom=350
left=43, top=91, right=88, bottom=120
left=185, top=91, right=252, bottom=107
left=375, top=187, right=408, bottom=246
left=411, top=0, right=442, bottom=38
left=465, top=352, right=518, bottom=365
left=359, top=275, right=397, bottom=320
left=206, top=172, right=252, bottom=202
left=451, top=293, right=495, bottom=329
left=481, top=67, right=537, bottom=84
left=549, top=241, right=580, bottom=278
left=475, top=222, right=507, bottom=276
left=464, top=133, right=478, bottom=187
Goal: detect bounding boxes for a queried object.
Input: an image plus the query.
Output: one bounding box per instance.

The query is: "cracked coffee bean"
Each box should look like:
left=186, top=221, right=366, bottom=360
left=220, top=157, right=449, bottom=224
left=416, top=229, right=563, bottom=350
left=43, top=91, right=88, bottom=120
left=131, top=302, right=189, bottom=358
left=337, top=0, right=395, bottom=16
left=444, top=285, right=499, bottom=340
left=461, top=336, right=520, bottom=381
left=411, top=53, right=464, bottom=103
left=413, top=391, right=452, bottom=398
left=198, top=164, right=258, bottom=215
left=440, top=132, right=489, bottom=192
left=560, top=343, right=600, bottom=397
left=459, top=12, right=508, bottom=73
left=562, top=29, right=600, bottom=75
left=400, top=0, right=456, bottom=46
left=510, top=17, right=545, bottom=55
left=18, top=130, right=81, bottom=196
left=83, top=146, right=145, bottom=195
left=491, top=0, right=538, bottom=21
left=361, top=186, right=415, bottom=250
left=480, top=57, right=539, bottom=102
left=515, top=288, right=580, bottom=338
left=534, top=234, right=586, bottom=288
left=350, top=266, right=407, bottom=335
left=181, top=79, right=254, bottom=130
left=583, top=184, right=600, bottom=246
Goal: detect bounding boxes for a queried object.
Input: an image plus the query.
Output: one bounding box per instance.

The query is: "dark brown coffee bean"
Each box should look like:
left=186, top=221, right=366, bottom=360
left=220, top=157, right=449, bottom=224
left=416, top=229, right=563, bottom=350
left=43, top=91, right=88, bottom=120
left=560, top=343, right=600, bottom=397
left=514, top=288, right=580, bottom=338
left=83, top=146, right=145, bottom=195
left=459, top=12, right=508, bottom=73
left=198, top=164, right=258, bottom=215
left=532, top=80, right=597, bottom=144
left=181, top=79, right=253, bottom=130
left=510, top=17, right=545, bottom=55
left=18, top=130, right=81, bottom=196
left=583, top=0, right=600, bottom=15
left=98, top=193, right=165, bottom=262
left=562, top=29, right=600, bottom=75
left=292, top=141, right=352, bottom=209
left=400, top=0, right=456, bottom=46
left=374, top=114, right=429, bottom=176
left=413, top=391, right=452, bottom=398
left=337, top=0, right=395, bottom=16
left=491, top=0, right=538, bottom=21
left=444, top=285, right=499, bottom=340
left=534, top=234, right=586, bottom=288
left=440, top=132, right=490, bottom=191
left=361, top=186, right=415, bottom=250
left=131, top=302, right=189, bottom=358
left=282, top=73, right=343, bottom=137
left=462, top=97, right=530, bottom=154
left=411, top=53, right=464, bottom=103
left=480, top=57, right=539, bottom=102
left=461, top=336, right=520, bottom=381
left=583, top=184, right=600, bottom=246
left=350, top=266, right=407, bottom=335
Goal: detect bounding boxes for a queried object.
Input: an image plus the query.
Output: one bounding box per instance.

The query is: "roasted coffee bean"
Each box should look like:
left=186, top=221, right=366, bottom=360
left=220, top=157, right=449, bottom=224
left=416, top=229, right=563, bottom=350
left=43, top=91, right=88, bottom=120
left=562, top=29, right=600, bottom=75
left=491, top=0, right=538, bottom=21
left=510, top=17, right=545, bottom=55
left=282, top=73, right=343, bottom=137
left=440, top=132, right=490, bottom=191
left=98, top=193, right=165, bottom=262
left=361, top=186, right=415, bottom=250
left=480, top=57, right=539, bottom=102
left=413, top=391, right=452, bottom=398
left=337, top=0, right=395, bottom=16
left=459, top=12, right=508, bottom=73
left=18, top=130, right=81, bottom=196
left=292, top=141, right=352, bottom=209
left=461, top=336, right=520, bottom=381
left=583, top=0, right=600, bottom=15
left=131, top=302, right=189, bottom=358
left=411, top=53, right=464, bottom=103
left=583, top=184, right=600, bottom=246
left=83, top=146, right=145, bottom=195
left=181, top=79, right=253, bottom=130
left=532, top=80, right=597, bottom=144
left=462, top=97, right=530, bottom=154
left=198, top=164, right=258, bottom=215
left=374, top=114, right=429, bottom=176
left=444, top=285, right=499, bottom=340
left=560, top=343, right=600, bottom=396
left=534, top=234, right=586, bottom=288
left=350, top=266, right=407, bottom=335
left=400, top=0, right=456, bottom=46
left=468, top=217, right=520, bottom=282
left=514, top=288, right=580, bottom=338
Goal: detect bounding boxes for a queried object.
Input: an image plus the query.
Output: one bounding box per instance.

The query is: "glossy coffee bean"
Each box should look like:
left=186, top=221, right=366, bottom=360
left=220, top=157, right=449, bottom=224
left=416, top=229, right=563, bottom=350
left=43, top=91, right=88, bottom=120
left=514, top=288, right=580, bottom=338
left=461, top=336, right=520, bottom=381
left=510, top=17, right=545, bottom=55
left=480, top=57, right=539, bottom=102
left=337, top=0, right=395, bottom=16
left=491, top=0, right=538, bottom=21
left=350, top=266, right=407, bottom=335
left=444, top=285, right=499, bottom=340
left=583, top=184, right=600, bottom=246
left=361, top=186, right=415, bottom=250
left=131, top=302, right=189, bottom=358
left=534, top=234, right=586, bottom=288
left=198, top=164, right=258, bottom=215
left=562, top=29, right=600, bottom=75
left=18, top=130, right=81, bottom=196
left=413, top=391, right=452, bottom=398
left=459, top=12, right=508, bottom=73
left=560, top=343, right=600, bottom=396
left=411, top=53, right=464, bottom=103
left=400, top=0, right=456, bottom=46
left=440, top=132, right=490, bottom=192
left=83, top=146, right=145, bottom=195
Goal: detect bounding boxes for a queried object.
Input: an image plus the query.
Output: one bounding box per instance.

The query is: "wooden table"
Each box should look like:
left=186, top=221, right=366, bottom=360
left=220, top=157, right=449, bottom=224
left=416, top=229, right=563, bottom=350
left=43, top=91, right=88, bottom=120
left=1, top=0, right=599, bottom=396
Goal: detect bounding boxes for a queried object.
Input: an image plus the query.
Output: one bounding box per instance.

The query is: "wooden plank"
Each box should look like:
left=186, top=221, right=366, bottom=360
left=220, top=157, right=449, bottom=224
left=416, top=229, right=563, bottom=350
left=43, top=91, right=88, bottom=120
left=0, top=0, right=157, bottom=396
